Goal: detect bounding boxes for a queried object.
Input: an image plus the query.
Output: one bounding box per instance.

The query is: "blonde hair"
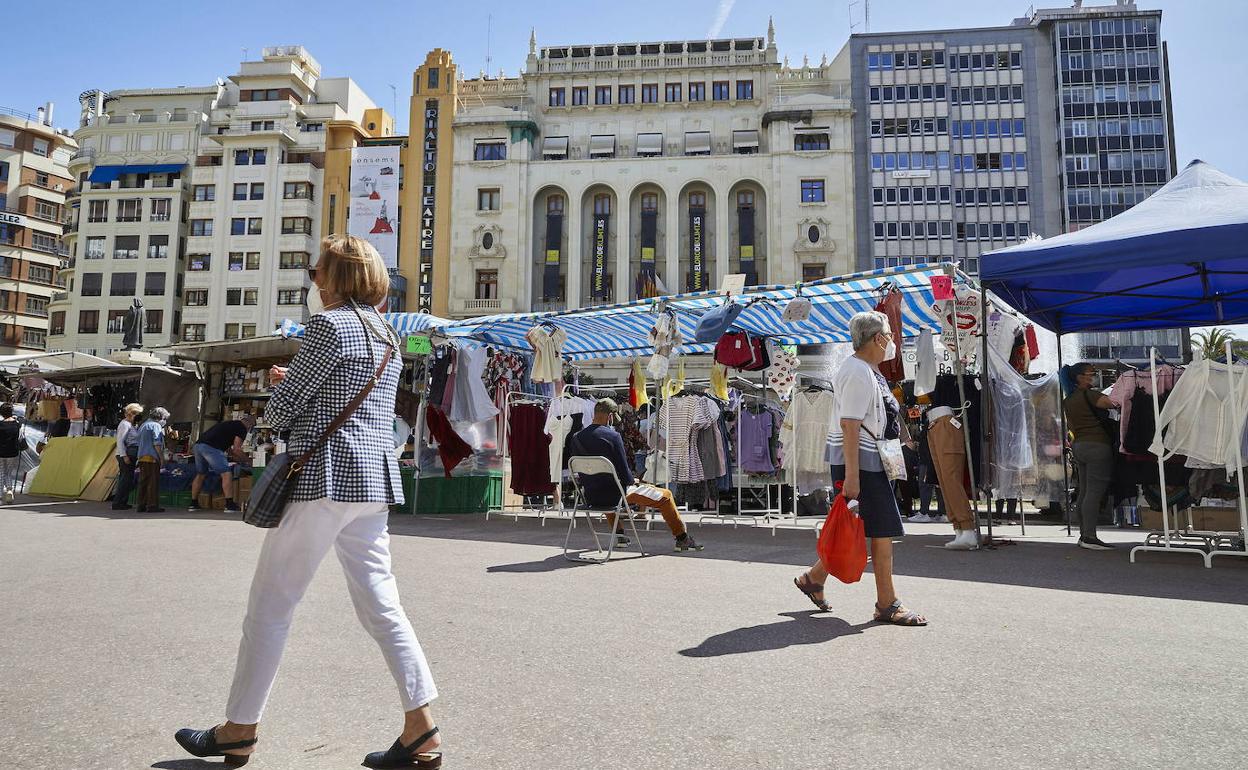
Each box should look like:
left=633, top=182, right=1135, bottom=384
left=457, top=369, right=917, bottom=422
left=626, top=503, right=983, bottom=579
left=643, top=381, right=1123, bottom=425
left=316, top=235, right=390, bottom=307
left=124, top=403, right=144, bottom=418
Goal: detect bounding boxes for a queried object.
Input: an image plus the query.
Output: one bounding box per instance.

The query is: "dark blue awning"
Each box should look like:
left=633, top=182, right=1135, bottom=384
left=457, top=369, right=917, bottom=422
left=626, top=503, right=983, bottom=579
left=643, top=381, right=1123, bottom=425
left=87, top=163, right=186, bottom=183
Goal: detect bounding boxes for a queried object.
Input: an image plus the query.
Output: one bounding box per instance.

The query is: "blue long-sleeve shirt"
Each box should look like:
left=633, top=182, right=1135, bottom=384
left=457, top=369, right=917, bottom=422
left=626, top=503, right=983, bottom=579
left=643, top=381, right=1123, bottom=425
left=568, top=423, right=634, bottom=508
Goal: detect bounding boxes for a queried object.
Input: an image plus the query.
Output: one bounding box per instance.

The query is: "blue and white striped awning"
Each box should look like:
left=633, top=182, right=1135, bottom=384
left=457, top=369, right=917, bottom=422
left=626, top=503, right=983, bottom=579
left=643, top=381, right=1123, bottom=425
left=440, top=264, right=949, bottom=361
left=276, top=312, right=453, bottom=339
left=275, top=265, right=957, bottom=361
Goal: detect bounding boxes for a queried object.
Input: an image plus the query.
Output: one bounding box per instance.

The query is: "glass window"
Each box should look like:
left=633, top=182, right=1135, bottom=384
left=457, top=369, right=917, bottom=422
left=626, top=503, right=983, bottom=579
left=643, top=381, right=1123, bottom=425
left=549, top=88, right=566, bottom=107
left=147, top=234, right=169, bottom=259
left=234, top=149, right=250, bottom=165
left=571, top=86, right=588, bottom=106
left=231, top=218, right=245, bottom=235
left=736, top=80, right=754, bottom=100
left=477, top=188, right=501, bottom=211
left=800, top=179, right=825, bottom=203
left=233, top=183, right=247, bottom=201
left=193, top=185, right=215, bottom=201
left=279, top=251, right=308, bottom=269
left=252, top=149, right=266, bottom=165
left=190, top=219, right=212, bottom=236
left=641, top=84, right=659, bottom=103
left=595, top=86, right=612, bottom=105
left=618, top=85, right=635, bottom=104
left=712, top=81, right=730, bottom=101
left=665, top=83, right=681, bottom=102
left=250, top=183, right=264, bottom=200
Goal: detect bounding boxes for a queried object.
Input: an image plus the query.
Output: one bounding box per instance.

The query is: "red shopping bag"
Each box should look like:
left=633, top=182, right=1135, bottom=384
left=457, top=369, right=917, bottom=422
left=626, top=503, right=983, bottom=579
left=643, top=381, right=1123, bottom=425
left=817, top=494, right=868, bottom=584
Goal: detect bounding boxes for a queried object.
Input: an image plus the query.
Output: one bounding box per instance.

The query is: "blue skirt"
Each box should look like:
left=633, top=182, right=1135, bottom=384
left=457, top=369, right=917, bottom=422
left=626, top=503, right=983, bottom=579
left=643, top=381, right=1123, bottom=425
left=830, top=465, right=905, bottom=539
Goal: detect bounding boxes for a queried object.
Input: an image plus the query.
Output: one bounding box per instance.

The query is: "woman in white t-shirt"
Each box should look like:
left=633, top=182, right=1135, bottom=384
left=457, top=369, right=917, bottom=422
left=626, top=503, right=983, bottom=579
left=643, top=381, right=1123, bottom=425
left=793, top=310, right=927, bottom=626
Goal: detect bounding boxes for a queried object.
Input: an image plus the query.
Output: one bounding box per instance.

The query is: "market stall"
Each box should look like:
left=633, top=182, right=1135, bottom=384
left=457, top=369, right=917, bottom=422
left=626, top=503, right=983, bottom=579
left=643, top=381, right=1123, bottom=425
left=982, top=159, right=1248, bottom=567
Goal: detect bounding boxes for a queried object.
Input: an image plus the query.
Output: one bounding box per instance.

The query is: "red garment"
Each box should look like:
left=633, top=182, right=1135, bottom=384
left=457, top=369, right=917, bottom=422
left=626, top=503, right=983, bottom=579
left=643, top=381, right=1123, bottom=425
left=425, top=405, right=472, bottom=478
left=1024, top=324, right=1040, bottom=359
left=875, top=290, right=905, bottom=382
left=508, top=403, right=555, bottom=495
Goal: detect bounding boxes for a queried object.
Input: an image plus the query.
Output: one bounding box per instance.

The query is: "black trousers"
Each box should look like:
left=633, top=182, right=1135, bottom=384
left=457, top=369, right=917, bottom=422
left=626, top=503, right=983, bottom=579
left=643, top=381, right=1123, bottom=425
left=113, top=456, right=137, bottom=507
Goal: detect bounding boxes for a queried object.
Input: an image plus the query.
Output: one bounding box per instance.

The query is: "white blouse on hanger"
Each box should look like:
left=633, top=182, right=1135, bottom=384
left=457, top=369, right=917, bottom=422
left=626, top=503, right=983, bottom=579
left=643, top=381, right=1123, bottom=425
left=1149, top=357, right=1248, bottom=473
left=526, top=325, right=568, bottom=384
left=781, top=389, right=837, bottom=494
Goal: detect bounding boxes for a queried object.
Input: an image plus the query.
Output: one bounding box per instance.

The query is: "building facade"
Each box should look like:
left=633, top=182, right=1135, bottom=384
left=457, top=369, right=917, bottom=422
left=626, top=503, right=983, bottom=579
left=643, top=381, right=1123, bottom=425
left=846, top=0, right=1182, bottom=365
left=436, top=25, right=855, bottom=318
left=51, top=47, right=391, bottom=354
left=0, top=105, right=75, bottom=354
left=53, top=85, right=222, bottom=354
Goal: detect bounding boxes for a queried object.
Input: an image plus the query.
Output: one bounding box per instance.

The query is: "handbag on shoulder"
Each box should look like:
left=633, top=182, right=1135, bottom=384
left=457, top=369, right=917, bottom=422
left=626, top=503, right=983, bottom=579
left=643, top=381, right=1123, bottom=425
left=244, top=306, right=395, bottom=528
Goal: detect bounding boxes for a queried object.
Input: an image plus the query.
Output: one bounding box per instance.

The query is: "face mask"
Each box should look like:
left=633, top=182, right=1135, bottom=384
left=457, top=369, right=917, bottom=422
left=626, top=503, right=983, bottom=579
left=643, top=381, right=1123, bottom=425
left=306, top=287, right=326, bottom=316
left=158, top=419, right=168, bottom=427
left=884, top=340, right=897, bottom=359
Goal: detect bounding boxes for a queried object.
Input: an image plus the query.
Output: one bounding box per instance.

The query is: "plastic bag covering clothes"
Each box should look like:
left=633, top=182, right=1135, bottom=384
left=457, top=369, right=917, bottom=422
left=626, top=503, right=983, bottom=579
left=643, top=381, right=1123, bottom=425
left=985, top=344, right=1065, bottom=507
left=817, top=494, right=866, bottom=584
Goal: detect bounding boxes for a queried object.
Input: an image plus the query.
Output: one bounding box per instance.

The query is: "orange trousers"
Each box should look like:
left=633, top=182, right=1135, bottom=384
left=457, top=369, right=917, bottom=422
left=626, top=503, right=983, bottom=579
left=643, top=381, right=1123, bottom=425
left=605, top=487, right=687, bottom=537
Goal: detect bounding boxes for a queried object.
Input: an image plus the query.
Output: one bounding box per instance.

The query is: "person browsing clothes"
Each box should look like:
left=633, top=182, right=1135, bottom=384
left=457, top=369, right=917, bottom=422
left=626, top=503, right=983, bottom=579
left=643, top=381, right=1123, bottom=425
left=111, top=403, right=143, bottom=510
left=569, top=398, right=703, bottom=552
left=188, top=414, right=256, bottom=513
left=136, top=407, right=170, bottom=513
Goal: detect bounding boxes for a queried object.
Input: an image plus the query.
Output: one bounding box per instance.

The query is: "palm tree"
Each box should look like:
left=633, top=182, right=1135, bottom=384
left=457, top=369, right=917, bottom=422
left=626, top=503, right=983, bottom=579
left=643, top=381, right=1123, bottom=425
left=1191, top=328, right=1248, bottom=360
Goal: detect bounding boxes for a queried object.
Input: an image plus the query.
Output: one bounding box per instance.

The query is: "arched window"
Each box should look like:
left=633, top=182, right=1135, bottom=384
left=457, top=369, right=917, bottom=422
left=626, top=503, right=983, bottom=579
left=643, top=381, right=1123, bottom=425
left=641, top=192, right=658, bottom=212
left=547, top=194, right=564, bottom=214
left=689, top=191, right=706, bottom=208
left=737, top=190, right=755, bottom=208
left=593, top=194, right=611, bottom=215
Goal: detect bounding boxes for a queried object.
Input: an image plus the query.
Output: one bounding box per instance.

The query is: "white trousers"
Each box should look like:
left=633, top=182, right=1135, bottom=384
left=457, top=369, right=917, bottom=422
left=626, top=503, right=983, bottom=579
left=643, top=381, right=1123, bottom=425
left=225, top=499, right=438, bottom=724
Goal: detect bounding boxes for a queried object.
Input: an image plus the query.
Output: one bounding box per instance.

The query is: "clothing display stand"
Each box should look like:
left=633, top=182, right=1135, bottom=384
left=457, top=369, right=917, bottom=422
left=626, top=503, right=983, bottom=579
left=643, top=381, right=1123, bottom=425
left=944, top=270, right=984, bottom=543
left=1131, top=342, right=1248, bottom=568
left=703, top=382, right=777, bottom=531
left=486, top=389, right=564, bottom=525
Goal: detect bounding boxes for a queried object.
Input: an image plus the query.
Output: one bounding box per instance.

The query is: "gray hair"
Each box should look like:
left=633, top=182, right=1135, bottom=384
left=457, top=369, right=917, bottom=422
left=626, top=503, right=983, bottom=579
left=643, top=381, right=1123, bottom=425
left=849, top=310, right=890, bottom=350
left=149, top=407, right=170, bottom=421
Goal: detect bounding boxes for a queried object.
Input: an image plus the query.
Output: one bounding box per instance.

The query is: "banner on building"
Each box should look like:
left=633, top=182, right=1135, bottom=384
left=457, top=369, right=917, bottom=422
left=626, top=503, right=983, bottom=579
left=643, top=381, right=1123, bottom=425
left=637, top=210, right=658, bottom=299
left=737, top=205, right=757, bottom=285
left=543, top=213, right=563, bottom=303
left=591, top=214, right=610, bottom=302
left=418, top=100, right=440, bottom=312
left=348, top=145, right=400, bottom=269
left=687, top=207, right=706, bottom=292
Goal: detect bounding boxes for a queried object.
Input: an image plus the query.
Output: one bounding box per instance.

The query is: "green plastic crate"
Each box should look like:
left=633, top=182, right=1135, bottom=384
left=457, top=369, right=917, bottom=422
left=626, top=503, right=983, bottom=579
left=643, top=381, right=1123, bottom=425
left=412, top=473, right=502, bottom=515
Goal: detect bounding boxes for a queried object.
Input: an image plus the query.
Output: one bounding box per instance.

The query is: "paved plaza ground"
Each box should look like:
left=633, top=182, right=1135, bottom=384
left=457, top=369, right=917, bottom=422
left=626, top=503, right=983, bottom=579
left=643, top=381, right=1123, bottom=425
left=2, top=498, right=1246, bottom=770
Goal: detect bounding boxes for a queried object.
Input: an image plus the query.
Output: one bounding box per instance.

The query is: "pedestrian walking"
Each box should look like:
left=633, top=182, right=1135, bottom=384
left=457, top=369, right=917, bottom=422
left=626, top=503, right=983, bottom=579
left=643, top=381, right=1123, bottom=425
left=135, top=407, right=169, bottom=513
left=175, top=235, right=441, bottom=769
left=793, top=310, right=927, bottom=626
left=1061, top=362, right=1117, bottom=550
left=111, top=403, right=143, bottom=511
left=0, top=404, right=24, bottom=503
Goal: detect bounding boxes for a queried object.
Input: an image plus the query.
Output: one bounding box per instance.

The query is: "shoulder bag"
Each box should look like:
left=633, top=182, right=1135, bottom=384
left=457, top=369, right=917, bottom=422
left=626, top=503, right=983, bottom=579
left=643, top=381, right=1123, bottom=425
left=244, top=306, right=395, bottom=528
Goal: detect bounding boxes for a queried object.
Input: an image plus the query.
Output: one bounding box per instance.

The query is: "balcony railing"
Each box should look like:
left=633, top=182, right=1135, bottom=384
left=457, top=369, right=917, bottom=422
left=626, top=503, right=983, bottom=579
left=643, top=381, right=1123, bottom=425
left=51, top=292, right=69, bottom=303
left=463, top=298, right=503, bottom=313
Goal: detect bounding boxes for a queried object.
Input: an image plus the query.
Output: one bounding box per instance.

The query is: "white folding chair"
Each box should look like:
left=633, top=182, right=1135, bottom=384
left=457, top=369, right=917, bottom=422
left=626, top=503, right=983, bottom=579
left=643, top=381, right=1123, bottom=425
left=563, top=456, right=648, bottom=563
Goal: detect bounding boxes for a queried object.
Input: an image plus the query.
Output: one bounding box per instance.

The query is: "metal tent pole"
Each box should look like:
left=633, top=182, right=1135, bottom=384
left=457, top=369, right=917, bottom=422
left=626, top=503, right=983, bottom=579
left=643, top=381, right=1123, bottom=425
left=1056, top=331, right=1071, bottom=536
left=980, top=283, right=994, bottom=543
left=1210, top=338, right=1248, bottom=565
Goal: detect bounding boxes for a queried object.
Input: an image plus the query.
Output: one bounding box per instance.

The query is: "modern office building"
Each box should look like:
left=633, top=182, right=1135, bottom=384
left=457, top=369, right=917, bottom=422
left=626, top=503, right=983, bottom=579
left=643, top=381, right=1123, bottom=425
left=436, top=25, right=855, bottom=318
left=52, top=47, right=391, bottom=354
left=53, top=84, right=222, bottom=355
left=845, top=0, right=1182, bottom=365
left=1, top=105, right=76, bottom=354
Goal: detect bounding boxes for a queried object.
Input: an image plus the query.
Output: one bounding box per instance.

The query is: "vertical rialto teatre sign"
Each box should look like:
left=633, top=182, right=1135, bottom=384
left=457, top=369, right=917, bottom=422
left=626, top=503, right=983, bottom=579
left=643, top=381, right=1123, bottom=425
left=418, top=99, right=438, bottom=312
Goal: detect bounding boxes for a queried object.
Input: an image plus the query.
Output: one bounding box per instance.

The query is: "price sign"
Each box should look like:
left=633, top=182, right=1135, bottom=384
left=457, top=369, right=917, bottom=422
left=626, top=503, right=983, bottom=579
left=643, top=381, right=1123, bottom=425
left=405, top=335, right=432, bottom=355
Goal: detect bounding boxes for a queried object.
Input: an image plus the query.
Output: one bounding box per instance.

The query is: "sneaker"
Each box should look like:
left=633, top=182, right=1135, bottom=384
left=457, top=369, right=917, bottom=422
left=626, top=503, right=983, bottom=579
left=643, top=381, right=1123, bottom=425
left=907, top=514, right=934, bottom=523
left=224, top=501, right=241, bottom=513
left=930, top=515, right=948, bottom=523
left=614, top=535, right=632, bottom=549
left=675, top=534, right=704, bottom=552
left=186, top=505, right=201, bottom=513
left=1078, top=537, right=1114, bottom=551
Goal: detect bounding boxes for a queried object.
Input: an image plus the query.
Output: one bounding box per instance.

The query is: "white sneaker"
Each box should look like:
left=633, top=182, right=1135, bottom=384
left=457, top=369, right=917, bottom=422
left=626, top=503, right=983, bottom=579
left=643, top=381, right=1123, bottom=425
left=908, top=514, right=933, bottom=523
left=3, top=490, right=12, bottom=504
left=944, top=529, right=980, bottom=550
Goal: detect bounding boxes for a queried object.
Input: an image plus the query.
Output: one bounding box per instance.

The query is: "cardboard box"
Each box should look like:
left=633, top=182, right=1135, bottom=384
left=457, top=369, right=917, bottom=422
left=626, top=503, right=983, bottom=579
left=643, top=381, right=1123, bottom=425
left=1140, top=505, right=1245, bottom=532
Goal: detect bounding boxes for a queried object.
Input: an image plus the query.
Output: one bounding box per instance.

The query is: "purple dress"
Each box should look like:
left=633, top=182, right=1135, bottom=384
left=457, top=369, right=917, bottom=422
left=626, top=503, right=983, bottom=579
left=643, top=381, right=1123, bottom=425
left=738, top=410, right=775, bottom=473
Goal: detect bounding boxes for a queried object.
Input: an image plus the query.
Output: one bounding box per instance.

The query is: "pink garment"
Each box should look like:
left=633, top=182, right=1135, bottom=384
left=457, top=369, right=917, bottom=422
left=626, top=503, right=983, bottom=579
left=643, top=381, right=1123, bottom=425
left=1107, top=366, right=1182, bottom=452
left=440, top=349, right=457, bottom=414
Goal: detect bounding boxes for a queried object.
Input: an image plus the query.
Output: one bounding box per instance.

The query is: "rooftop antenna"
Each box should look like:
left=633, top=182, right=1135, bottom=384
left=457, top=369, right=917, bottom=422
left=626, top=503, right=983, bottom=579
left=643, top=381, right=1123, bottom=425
left=849, top=0, right=871, bottom=32
left=388, top=83, right=397, bottom=120
left=242, top=46, right=249, bottom=61
left=486, top=14, right=493, bottom=75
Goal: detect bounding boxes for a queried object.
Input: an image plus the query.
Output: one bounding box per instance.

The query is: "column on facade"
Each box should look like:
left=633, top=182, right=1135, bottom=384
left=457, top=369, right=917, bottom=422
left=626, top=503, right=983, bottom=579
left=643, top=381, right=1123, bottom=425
left=664, top=190, right=680, bottom=294
left=615, top=194, right=631, bottom=304
left=714, top=185, right=731, bottom=290
left=565, top=196, right=582, bottom=310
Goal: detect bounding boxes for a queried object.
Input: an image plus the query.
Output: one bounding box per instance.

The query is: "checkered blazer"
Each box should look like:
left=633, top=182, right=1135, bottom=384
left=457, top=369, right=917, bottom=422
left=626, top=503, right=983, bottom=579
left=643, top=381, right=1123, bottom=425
left=265, top=303, right=404, bottom=504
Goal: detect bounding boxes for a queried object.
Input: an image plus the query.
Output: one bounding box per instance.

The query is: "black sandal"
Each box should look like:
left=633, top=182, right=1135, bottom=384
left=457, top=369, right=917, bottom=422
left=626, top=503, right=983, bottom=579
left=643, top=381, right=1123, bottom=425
left=173, top=726, right=257, bottom=767
left=362, top=725, right=442, bottom=769
left=794, top=572, right=831, bottom=612
left=874, top=600, right=927, bottom=626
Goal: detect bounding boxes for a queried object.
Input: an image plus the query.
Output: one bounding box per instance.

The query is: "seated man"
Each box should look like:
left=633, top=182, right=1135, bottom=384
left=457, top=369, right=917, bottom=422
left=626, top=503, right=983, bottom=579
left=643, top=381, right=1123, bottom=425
left=569, top=398, right=703, bottom=552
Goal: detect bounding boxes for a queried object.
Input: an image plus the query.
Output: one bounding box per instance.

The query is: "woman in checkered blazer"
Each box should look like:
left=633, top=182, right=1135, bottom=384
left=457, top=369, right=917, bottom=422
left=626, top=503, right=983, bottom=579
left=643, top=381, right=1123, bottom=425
left=176, top=236, right=442, bottom=770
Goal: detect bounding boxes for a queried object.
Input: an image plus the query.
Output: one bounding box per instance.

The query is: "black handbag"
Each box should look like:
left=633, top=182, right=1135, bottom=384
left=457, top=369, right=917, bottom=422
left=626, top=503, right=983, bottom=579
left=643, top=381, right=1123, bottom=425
left=243, top=308, right=395, bottom=528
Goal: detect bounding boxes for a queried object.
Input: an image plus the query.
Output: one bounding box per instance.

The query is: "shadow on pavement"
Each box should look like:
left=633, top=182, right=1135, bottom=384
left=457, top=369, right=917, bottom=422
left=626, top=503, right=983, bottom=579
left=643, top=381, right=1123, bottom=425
left=151, top=759, right=222, bottom=769
left=679, top=611, right=875, bottom=658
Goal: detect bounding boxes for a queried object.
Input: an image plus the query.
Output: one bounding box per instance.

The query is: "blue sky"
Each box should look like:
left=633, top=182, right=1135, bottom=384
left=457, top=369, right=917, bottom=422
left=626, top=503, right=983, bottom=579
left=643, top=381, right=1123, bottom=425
left=9, top=0, right=1245, bottom=178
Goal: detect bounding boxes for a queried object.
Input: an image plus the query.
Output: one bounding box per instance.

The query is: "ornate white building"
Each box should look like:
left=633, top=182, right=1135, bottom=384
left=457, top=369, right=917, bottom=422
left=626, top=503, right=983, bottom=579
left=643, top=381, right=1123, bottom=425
left=445, top=23, right=855, bottom=317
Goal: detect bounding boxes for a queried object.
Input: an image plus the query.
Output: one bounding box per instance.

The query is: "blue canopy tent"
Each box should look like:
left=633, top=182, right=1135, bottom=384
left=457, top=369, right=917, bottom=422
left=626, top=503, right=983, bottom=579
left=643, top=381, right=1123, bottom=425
left=980, top=160, right=1248, bottom=333
left=980, top=160, right=1248, bottom=563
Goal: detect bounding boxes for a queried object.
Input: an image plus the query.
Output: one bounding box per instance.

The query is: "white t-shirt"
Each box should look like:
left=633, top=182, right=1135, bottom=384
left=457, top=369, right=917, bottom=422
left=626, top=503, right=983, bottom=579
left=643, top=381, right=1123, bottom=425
left=526, top=325, right=568, bottom=384
left=826, top=356, right=891, bottom=472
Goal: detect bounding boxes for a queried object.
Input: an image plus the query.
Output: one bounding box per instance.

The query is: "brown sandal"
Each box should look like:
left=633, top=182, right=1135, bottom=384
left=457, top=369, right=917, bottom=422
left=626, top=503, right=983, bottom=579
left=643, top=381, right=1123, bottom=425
left=874, top=599, right=927, bottom=626
left=794, top=572, right=831, bottom=612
